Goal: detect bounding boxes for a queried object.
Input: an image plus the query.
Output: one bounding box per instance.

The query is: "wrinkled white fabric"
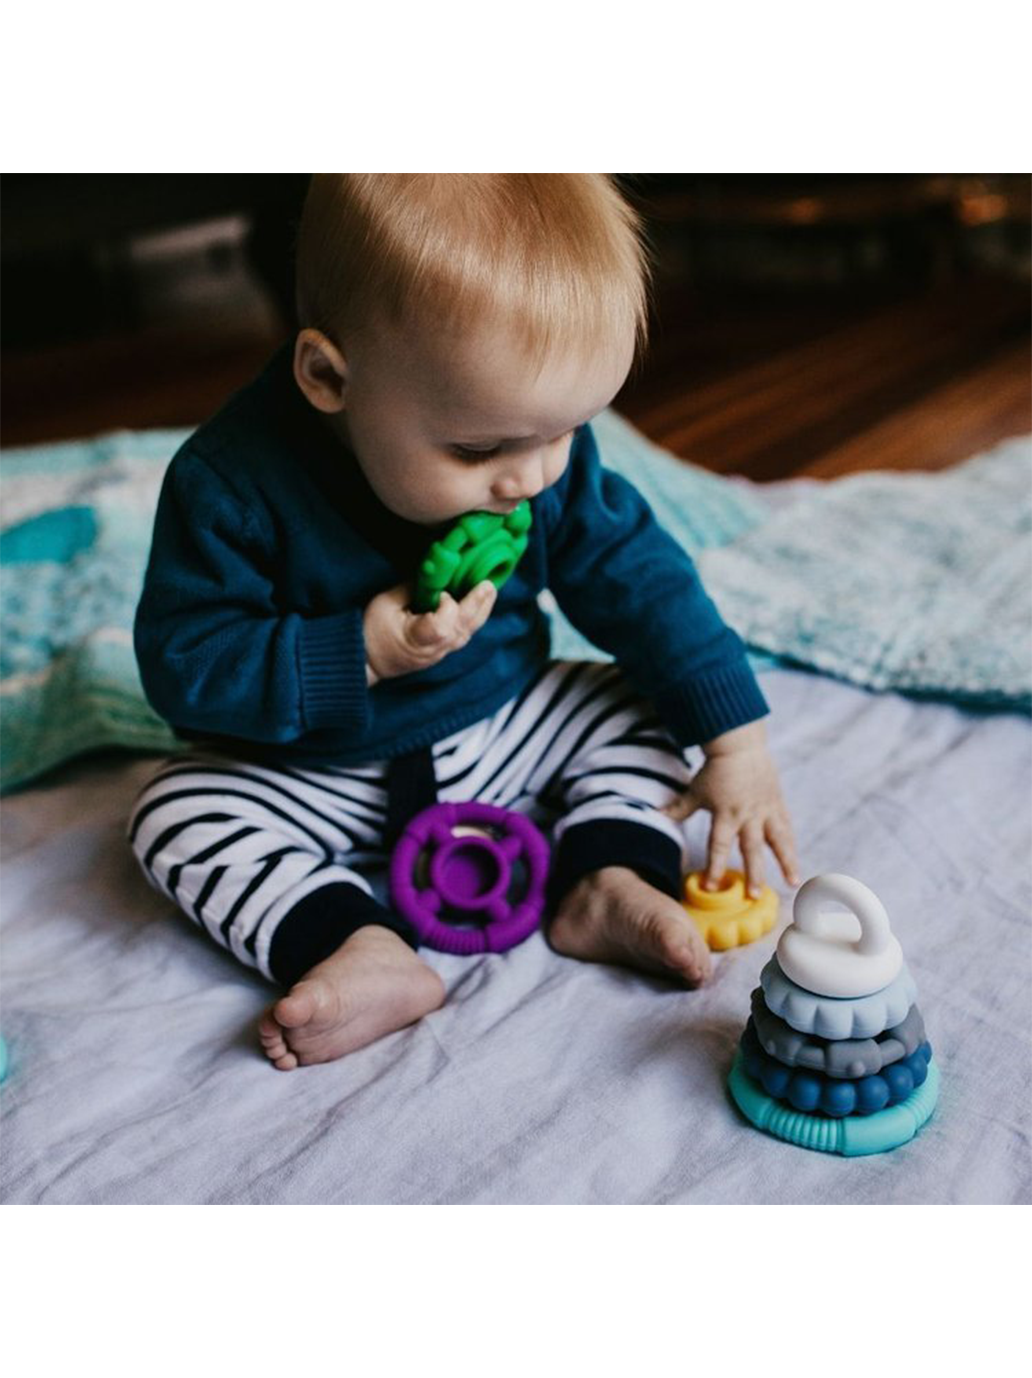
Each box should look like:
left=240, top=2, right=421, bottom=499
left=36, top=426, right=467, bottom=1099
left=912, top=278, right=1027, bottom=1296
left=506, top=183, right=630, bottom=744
left=1, top=668, right=1029, bottom=1204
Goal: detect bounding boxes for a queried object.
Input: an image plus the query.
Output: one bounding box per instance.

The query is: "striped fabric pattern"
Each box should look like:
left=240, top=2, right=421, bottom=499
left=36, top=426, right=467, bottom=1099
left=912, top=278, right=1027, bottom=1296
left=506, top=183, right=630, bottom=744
left=128, top=661, right=694, bottom=982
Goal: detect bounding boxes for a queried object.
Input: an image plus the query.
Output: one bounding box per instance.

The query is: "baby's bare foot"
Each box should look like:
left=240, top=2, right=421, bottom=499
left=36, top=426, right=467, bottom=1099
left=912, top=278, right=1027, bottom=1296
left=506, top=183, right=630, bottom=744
left=548, top=866, right=712, bottom=986
left=258, top=924, right=445, bottom=1070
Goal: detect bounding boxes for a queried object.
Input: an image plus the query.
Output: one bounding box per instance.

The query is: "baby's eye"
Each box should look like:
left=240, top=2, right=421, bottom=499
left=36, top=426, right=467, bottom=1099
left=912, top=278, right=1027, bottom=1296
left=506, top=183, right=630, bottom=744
left=450, top=431, right=574, bottom=463
left=452, top=445, right=501, bottom=462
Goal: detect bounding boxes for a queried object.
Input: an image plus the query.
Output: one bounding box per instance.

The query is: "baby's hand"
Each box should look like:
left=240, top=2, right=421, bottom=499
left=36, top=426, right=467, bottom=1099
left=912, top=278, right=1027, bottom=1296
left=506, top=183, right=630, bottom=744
left=364, top=580, right=497, bottom=684
left=665, top=720, right=800, bottom=898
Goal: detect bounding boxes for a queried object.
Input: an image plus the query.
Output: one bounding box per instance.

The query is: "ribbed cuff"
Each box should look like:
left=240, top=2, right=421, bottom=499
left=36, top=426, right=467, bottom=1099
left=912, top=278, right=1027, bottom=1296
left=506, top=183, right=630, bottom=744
left=267, top=881, right=419, bottom=986
left=548, top=819, right=684, bottom=910
left=298, top=610, right=371, bottom=732
left=654, top=657, right=769, bottom=748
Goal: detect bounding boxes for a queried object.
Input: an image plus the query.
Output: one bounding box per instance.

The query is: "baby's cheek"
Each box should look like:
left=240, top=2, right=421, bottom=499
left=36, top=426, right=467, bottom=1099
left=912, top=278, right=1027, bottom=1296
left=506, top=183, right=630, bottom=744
left=440, top=477, right=486, bottom=517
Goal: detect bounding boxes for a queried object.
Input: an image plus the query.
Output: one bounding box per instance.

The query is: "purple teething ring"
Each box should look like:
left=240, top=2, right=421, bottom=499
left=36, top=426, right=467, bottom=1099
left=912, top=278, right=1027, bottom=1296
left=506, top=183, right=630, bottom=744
left=389, top=801, right=550, bottom=955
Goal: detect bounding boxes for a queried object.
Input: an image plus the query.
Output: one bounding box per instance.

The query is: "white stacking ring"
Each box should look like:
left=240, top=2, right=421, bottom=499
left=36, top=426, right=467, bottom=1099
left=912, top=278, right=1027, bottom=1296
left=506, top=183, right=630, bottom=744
left=777, top=874, right=904, bottom=998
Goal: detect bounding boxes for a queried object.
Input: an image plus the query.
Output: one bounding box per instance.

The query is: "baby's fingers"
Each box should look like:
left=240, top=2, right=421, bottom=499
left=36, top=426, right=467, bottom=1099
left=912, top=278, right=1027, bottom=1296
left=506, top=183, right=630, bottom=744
left=739, top=821, right=767, bottom=898
left=408, top=583, right=496, bottom=654
left=766, top=812, right=801, bottom=889
left=704, top=814, right=736, bottom=890
left=408, top=593, right=461, bottom=648
left=456, top=580, right=497, bottom=637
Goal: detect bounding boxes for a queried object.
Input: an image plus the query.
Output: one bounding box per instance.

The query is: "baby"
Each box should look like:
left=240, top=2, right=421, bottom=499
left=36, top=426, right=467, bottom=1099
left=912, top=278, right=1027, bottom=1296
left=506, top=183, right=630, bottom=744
left=129, top=174, right=799, bottom=1070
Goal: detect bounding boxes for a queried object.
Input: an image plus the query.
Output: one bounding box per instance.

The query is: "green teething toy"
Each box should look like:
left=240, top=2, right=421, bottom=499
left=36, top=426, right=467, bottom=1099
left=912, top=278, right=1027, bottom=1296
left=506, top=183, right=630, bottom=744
left=413, top=503, right=532, bottom=613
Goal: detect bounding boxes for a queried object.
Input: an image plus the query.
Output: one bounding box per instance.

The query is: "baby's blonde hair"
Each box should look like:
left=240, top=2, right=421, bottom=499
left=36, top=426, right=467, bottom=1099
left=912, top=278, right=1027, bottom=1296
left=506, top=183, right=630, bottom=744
left=295, top=174, right=652, bottom=372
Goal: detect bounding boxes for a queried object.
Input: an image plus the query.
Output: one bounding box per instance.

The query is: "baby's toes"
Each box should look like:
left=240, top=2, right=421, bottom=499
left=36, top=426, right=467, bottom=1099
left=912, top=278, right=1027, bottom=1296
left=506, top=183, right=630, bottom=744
left=259, top=1011, right=298, bottom=1070
left=258, top=1010, right=284, bottom=1050
left=273, top=982, right=320, bottom=1031
left=658, top=912, right=712, bottom=986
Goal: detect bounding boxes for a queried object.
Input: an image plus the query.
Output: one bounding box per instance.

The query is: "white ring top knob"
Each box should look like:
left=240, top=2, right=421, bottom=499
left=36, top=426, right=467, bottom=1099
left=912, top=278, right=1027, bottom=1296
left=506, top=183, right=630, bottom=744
left=776, top=874, right=904, bottom=998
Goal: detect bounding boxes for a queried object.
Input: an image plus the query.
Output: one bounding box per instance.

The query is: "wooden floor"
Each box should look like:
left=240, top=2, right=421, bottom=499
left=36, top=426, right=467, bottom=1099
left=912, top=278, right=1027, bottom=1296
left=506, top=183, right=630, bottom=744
left=614, top=277, right=1031, bottom=479
left=2, top=275, right=1029, bottom=479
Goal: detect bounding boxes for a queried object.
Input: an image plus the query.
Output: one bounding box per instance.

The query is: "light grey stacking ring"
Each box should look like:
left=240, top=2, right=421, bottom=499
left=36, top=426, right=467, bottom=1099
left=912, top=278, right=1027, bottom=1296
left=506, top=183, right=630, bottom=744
left=760, top=955, right=918, bottom=1040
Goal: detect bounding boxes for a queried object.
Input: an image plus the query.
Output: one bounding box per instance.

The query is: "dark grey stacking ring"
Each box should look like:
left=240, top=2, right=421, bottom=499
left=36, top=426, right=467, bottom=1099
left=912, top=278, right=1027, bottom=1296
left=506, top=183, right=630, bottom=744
left=749, top=987, right=926, bottom=1079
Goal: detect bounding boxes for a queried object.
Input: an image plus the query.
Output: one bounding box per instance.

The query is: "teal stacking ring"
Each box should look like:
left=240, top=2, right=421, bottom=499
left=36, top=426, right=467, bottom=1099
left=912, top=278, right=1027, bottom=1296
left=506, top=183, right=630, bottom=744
left=728, top=1050, right=940, bottom=1156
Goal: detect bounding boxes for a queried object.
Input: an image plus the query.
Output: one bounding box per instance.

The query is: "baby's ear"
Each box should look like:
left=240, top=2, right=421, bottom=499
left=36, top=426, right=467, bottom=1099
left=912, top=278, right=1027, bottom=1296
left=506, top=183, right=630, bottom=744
left=293, top=329, right=348, bottom=413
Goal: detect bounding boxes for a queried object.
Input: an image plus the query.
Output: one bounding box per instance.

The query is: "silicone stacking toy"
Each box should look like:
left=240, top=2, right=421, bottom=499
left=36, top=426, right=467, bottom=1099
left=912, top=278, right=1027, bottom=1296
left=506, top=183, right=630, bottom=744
left=729, top=874, right=939, bottom=1156
left=0, top=1034, right=7, bottom=1085
left=760, top=956, right=917, bottom=1041
left=413, top=503, right=533, bottom=613
left=682, top=869, right=778, bottom=950
left=728, top=1053, right=940, bottom=1157
left=739, top=1020, right=933, bottom=1117
left=778, top=873, right=903, bottom=997
left=389, top=801, right=550, bottom=955
left=749, top=989, right=928, bottom=1079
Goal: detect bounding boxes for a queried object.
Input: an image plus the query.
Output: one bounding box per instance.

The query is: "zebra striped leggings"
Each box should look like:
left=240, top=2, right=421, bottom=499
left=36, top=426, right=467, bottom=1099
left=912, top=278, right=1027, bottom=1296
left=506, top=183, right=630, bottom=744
left=128, top=661, right=694, bottom=987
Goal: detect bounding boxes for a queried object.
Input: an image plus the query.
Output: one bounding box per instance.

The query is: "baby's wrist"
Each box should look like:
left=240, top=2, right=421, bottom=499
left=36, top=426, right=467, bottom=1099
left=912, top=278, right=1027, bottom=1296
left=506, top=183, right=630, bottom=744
left=364, top=636, right=413, bottom=684
left=362, top=604, right=393, bottom=684
left=702, top=718, right=767, bottom=758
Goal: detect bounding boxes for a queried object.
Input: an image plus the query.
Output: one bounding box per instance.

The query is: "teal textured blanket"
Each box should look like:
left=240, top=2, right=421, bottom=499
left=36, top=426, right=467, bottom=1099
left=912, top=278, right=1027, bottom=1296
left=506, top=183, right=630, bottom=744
left=1, top=430, right=183, bottom=792
left=0, top=412, right=766, bottom=794
left=698, top=434, right=1032, bottom=714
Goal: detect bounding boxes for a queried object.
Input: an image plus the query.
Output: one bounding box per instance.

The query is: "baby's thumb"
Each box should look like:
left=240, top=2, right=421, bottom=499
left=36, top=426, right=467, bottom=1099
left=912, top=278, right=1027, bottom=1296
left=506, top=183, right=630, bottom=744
left=409, top=592, right=458, bottom=645
left=664, top=791, right=701, bottom=823
left=463, top=580, right=498, bottom=630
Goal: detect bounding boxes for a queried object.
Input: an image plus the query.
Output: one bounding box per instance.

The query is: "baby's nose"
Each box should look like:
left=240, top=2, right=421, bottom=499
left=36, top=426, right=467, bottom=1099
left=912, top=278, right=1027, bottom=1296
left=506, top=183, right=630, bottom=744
left=492, top=457, right=546, bottom=503
left=492, top=479, right=537, bottom=503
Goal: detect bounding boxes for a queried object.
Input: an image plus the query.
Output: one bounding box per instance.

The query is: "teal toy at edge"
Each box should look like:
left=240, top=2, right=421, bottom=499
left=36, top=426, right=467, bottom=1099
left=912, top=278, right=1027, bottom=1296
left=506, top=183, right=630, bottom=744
left=413, top=503, right=532, bottom=613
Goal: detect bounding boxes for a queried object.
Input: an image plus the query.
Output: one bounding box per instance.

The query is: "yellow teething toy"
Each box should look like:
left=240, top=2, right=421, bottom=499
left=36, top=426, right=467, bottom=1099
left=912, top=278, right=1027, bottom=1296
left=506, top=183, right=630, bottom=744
left=682, top=870, right=778, bottom=951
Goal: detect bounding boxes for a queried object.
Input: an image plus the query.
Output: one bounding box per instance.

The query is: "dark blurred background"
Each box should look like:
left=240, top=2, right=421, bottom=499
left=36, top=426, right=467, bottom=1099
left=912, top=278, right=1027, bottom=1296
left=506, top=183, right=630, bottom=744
left=2, top=173, right=1029, bottom=478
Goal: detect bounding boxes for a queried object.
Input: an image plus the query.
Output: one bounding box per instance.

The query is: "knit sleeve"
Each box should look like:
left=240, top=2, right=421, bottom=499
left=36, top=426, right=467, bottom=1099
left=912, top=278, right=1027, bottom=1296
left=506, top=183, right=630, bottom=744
left=543, top=425, right=768, bottom=747
left=134, top=451, right=370, bottom=743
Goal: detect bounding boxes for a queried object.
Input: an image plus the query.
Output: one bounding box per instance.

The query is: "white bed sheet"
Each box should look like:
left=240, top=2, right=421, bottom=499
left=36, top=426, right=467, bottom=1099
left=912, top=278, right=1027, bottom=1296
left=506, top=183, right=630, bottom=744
left=1, top=667, right=1029, bottom=1204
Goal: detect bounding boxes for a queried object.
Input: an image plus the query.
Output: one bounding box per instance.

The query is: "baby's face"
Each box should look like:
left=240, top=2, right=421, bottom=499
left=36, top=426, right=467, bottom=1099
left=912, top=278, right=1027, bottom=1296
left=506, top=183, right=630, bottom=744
left=330, top=313, right=635, bottom=525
